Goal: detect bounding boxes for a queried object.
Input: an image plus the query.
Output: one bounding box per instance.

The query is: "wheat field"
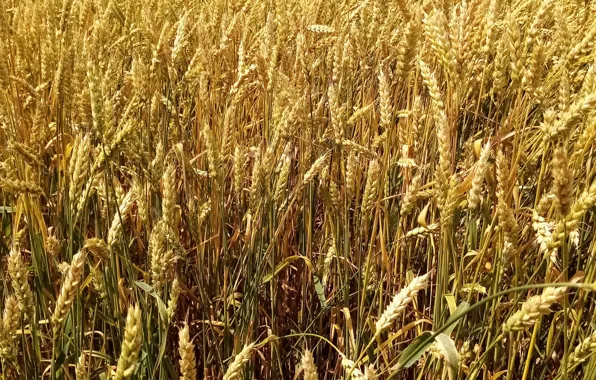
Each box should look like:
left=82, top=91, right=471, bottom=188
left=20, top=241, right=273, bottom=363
left=1, top=0, right=596, bottom=378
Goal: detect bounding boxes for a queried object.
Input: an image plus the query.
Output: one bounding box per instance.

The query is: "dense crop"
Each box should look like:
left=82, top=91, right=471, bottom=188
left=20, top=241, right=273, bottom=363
left=1, top=0, right=596, bottom=378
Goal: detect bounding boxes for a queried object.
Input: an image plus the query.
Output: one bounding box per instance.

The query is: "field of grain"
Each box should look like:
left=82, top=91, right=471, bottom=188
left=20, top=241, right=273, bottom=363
left=1, top=0, right=596, bottom=378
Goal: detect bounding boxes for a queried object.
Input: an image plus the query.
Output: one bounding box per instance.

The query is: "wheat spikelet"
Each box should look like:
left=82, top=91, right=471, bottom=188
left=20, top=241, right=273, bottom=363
left=347, top=104, right=373, bottom=127
left=496, top=150, right=518, bottom=249
left=132, top=176, right=148, bottom=223
left=395, top=20, right=420, bottom=80
left=378, top=66, right=392, bottom=131
left=546, top=93, right=596, bottom=141
left=327, top=178, right=341, bottom=209
left=8, top=140, right=41, bottom=166
left=84, top=238, right=109, bottom=261
left=250, top=150, right=264, bottom=211
left=468, top=142, right=491, bottom=210
left=45, top=235, right=61, bottom=257
left=197, top=200, right=212, bottom=228
left=87, top=60, right=103, bottom=136
left=91, top=266, right=107, bottom=299
left=341, top=357, right=366, bottom=379
left=506, top=12, right=523, bottom=87
left=568, top=331, right=596, bottom=367
left=221, top=105, right=237, bottom=159
left=167, top=278, right=180, bottom=321
left=52, top=250, right=87, bottom=327
left=74, top=174, right=101, bottom=222
left=171, top=12, right=189, bottom=68
left=532, top=211, right=554, bottom=256
left=301, top=349, right=318, bottom=380
left=69, top=134, right=91, bottom=209
left=503, top=287, right=566, bottom=333
left=0, top=178, right=43, bottom=195
left=340, top=140, right=375, bottom=157
left=405, top=224, right=439, bottom=239
left=401, top=174, right=422, bottom=217
left=322, top=241, right=336, bottom=286
left=302, top=153, right=329, bottom=188
left=76, top=352, right=88, bottom=380
left=233, top=145, right=246, bottom=198
left=307, top=25, right=335, bottom=33
left=567, top=20, right=596, bottom=62
left=522, top=41, right=546, bottom=100
left=571, top=118, right=596, bottom=167
left=0, top=295, right=20, bottom=358
left=150, top=221, right=168, bottom=293
left=114, top=304, right=142, bottom=380
left=8, top=249, right=35, bottom=320
left=548, top=180, right=596, bottom=251
left=223, top=343, right=255, bottom=380
left=151, top=141, right=165, bottom=180
left=419, top=59, right=451, bottom=198
left=375, top=273, right=429, bottom=334
left=361, top=159, right=381, bottom=214
left=107, top=190, right=136, bottom=247
left=558, top=65, right=571, bottom=113
left=344, top=152, right=357, bottom=202
left=492, top=38, right=510, bottom=97
left=552, top=147, right=573, bottom=216
left=162, top=161, right=177, bottom=231
left=423, top=9, right=456, bottom=76
left=178, top=322, right=197, bottom=380
left=203, top=123, right=221, bottom=179
left=275, top=153, right=291, bottom=205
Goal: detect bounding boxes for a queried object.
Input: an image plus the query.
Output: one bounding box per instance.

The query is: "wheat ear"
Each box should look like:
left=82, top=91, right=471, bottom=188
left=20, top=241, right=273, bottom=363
left=568, top=330, right=596, bottom=367
left=8, top=248, right=35, bottom=320
left=503, top=287, right=566, bottom=333
left=52, top=250, right=87, bottom=327
left=114, top=304, right=143, bottom=380
left=0, top=295, right=20, bottom=359
left=301, top=349, right=318, bottom=380
left=223, top=343, right=255, bottom=380
left=178, top=322, right=197, bottom=380
left=76, top=352, right=88, bottom=380
left=375, top=273, right=429, bottom=335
